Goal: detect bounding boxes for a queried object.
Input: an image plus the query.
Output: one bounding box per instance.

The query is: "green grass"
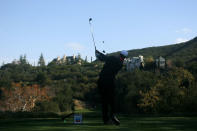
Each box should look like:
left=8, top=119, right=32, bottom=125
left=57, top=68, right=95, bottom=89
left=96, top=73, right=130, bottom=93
left=0, top=111, right=197, bottom=131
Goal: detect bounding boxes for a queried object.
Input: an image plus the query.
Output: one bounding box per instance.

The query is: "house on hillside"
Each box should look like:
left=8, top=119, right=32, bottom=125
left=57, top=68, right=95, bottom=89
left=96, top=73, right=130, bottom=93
left=12, top=59, right=20, bottom=65
left=61, top=55, right=67, bottom=63
left=51, top=54, right=82, bottom=65
left=125, top=55, right=144, bottom=71
left=66, top=54, right=82, bottom=65
left=155, top=56, right=166, bottom=69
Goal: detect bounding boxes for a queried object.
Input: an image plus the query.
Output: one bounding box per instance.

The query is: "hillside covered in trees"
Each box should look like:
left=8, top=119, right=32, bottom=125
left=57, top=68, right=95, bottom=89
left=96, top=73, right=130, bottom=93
left=0, top=37, right=197, bottom=114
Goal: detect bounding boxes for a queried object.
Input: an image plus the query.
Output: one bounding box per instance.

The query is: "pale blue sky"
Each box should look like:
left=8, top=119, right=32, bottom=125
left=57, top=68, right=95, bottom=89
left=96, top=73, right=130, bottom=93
left=0, top=0, right=197, bottom=65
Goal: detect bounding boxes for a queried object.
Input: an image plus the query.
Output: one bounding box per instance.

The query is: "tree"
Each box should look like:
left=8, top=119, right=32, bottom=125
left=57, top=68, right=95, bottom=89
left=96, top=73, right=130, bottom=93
left=38, top=53, right=45, bottom=66
left=85, top=56, right=88, bottom=63
left=54, top=86, right=73, bottom=112
left=19, top=54, right=28, bottom=65
left=144, top=56, right=155, bottom=70
left=138, top=86, right=160, bottom=113
left=35, top=72, right=48, bottom=86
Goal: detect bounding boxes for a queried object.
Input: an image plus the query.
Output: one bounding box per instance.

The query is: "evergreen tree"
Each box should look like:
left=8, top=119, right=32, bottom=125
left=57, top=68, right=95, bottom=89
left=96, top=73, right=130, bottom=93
left=38, top=53, right=45, bottom=66
left=85, top=56, right=88, bottom=63
left=19, top=54, right=28, bottom=65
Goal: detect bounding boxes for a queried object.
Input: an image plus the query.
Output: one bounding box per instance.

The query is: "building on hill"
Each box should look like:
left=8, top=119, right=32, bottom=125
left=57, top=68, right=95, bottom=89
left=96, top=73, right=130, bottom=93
left=125, top=55, right=144, bottom=71
left=50, top=54, right=82, bottom=65
left=66, top=54, right=82, bottom=65
left=66, top=55, right=76, bottom=64
left=12, top=59, right=20, bottom=65
left=62, top=55, right=67, bottom=63
left=155, top=56, right=166, bottom=69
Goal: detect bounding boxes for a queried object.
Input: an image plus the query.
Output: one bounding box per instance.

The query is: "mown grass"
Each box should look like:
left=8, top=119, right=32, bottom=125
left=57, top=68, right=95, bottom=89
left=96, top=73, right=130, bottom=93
left=0, top=110, right=197, bottom=131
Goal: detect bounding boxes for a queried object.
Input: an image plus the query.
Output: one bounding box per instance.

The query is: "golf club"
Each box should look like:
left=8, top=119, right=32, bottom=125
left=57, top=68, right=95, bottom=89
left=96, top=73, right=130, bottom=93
left=102, top=41, right=106, bottom=53
left=89, top=18, right=96, bottom=50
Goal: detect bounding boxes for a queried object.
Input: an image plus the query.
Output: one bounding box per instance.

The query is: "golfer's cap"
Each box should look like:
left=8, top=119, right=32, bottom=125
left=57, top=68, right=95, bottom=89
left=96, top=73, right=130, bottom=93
left=120, top=50, right=128, bottom=57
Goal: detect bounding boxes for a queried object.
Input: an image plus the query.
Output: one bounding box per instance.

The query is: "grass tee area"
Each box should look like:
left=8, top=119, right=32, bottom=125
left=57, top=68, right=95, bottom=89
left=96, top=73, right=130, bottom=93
left=0, top=110, right=197, bottom=131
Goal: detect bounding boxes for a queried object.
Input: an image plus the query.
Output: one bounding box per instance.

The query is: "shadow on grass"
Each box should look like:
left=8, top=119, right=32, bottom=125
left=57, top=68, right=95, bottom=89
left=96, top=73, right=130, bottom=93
left=0, top=118, right=122, bottom=131
left=0, top=111, right=197, bottom=131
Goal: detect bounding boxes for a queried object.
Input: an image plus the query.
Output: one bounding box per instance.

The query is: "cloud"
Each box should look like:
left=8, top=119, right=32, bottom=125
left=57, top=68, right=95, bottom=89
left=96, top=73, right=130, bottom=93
left=176, top=28, right=193, bottom=34
left=65, top=42, right=84, bottom=51
left=175, top=38, right=188, bottom=43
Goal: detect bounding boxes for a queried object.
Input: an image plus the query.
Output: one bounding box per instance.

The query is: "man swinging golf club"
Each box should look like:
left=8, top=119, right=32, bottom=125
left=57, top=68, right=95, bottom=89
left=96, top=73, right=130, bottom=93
left=96, top=49, right=128, bottom=125
left=89, top=18, right=128, bottom=125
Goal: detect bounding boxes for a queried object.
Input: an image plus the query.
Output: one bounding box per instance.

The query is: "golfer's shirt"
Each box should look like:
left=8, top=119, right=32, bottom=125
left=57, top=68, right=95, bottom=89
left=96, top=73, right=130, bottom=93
left=97, top=51, right=123, bottom=80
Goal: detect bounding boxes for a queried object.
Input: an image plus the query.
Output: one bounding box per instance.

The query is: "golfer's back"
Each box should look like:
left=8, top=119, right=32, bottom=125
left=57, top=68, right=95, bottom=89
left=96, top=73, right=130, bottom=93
left=99, top=56, right=123, bottom=80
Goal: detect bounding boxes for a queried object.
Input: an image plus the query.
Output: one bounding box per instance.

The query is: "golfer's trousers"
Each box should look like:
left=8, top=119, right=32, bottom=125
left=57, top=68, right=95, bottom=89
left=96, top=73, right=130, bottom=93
left=98, top=78, right=115, bottom=122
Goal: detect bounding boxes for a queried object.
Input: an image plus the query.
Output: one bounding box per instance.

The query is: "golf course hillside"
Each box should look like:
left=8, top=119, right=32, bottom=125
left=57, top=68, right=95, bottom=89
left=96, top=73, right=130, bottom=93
left=113, top=36, right=197, bottom=64
left=0, top=36, right=197, bottom=115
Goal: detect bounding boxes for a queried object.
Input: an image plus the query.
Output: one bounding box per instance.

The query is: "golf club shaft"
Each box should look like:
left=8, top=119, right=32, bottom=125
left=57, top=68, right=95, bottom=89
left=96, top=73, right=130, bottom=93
left=89, top=20, right=96, bottom=50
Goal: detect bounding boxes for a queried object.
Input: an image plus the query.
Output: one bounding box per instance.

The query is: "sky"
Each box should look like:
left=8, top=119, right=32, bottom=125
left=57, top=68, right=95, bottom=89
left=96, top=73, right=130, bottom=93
left=0, top=0, right=197, bottom=65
